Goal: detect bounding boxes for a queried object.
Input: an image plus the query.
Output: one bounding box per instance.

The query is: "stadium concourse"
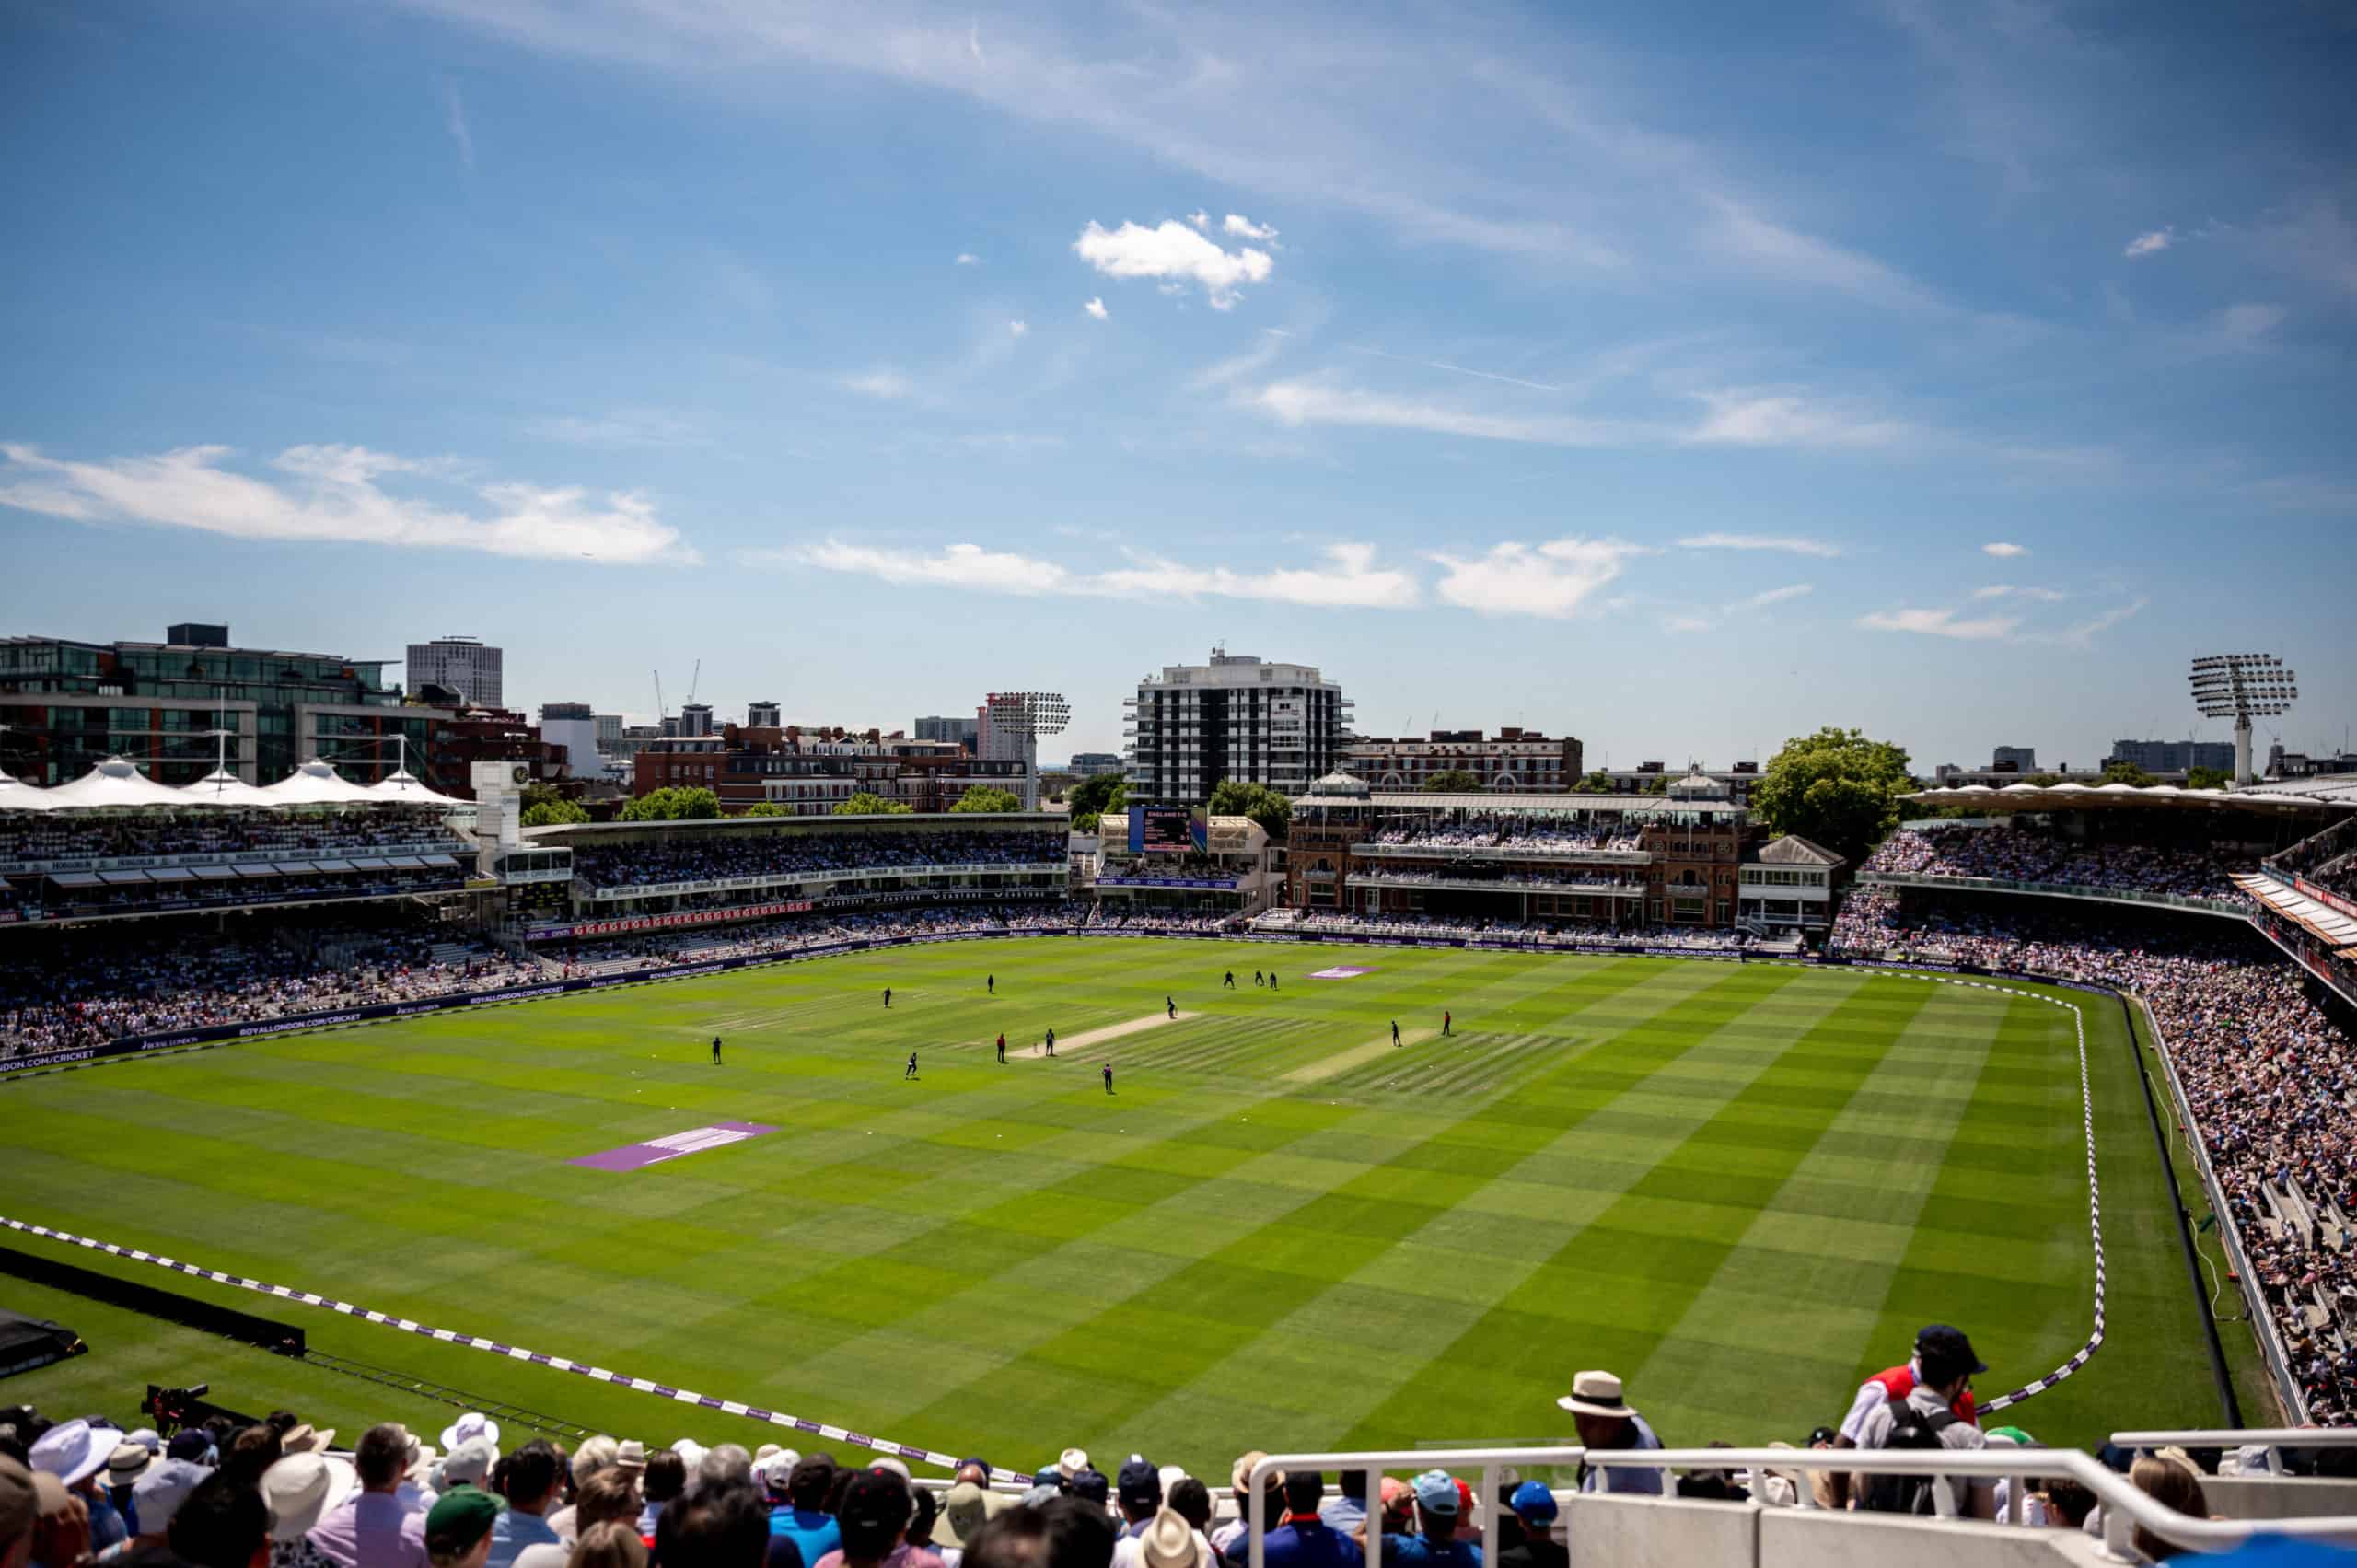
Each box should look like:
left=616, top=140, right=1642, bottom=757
left=9, top=762, right=2357, bottom=1562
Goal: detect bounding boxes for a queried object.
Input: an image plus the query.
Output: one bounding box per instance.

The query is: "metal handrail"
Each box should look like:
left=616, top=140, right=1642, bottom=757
left=1243, top=1445, right=2357, bottom=1564
left=2112, top=1428, right=2357, bottom=1479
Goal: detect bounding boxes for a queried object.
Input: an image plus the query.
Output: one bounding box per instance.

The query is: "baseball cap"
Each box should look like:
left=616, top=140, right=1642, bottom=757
left=1507, top=1481, right=1556, bottom=1525
left=1117, top=1457, right=1162, bottom=1511
left=1986, top=1426, right=2036, bottom=1448
left=134, top=1458, right=210, bottom=1536
left=1068, top=1467, right=1110, bottom=1505
left=838, top=1469, right=911, bottom=1534
left=165, top=1430, right=216, bottom=1466
left=426, top=1488, right=505, bottom=1557
left=441, top=1437, right=497, bottom=1489
left=1916, top=1324, right=1987, bottom=1375
left=1411, top=1470, right=1459, bottom=1516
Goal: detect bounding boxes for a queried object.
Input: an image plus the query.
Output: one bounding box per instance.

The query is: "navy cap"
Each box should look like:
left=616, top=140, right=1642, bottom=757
left=1116, top=1458, right=1161, bottom=1510
left=1917, top=1324, right=1988, bottom=1376
left=1508, top=1481, right=1556, bottom=1524
left=1069, top=1467, right=1110, bottom=1505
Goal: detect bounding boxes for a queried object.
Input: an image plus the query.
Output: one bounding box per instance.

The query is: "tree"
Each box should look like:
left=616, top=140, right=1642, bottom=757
left=742, top=801, right=791, bottom=817
left=1578, top=770, right=1616, bottom=793
left=834, top=791, right=912, bottom=816
left=2100, top=761, right=2159, bottom=788
left=2185, top=766, right=2231, bottom=792
left=619, top=786, right=722, bottom=821
left=1067, top=773, right=1127, bottom=820
left=519, top=797, right=589, bottom=827
left=950, top=784, right=1024, bottom=814
left=1207, top=778, right=1292, bottom=840
left=2023, top=773, right=2062, bottom=788
left=1422, top=769, right=1482, bottom=793
left=1751, top=726, right=1915, bottom=865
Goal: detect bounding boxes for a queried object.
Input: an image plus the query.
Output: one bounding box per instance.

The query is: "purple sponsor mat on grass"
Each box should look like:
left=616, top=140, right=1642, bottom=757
left=572, top=1121, right=780, bottom=1171
left=1308, top=965, right=1377, bottom=979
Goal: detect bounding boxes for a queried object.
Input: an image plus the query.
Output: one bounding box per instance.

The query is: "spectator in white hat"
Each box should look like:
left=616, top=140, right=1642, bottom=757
left=311, top=1425, right=429, bottom=1568
left=94, top=1458, right=207, bottom=1566
left=1556, top=1372, right=1664, bottom=1498
left=440, top=1422, right=502, bottom=1462
left=261, top=1454, right=362, bottom=1568
left=550, top=1442, right=621, bottom=1549
left=30, top=1420, right=127, bottom=1554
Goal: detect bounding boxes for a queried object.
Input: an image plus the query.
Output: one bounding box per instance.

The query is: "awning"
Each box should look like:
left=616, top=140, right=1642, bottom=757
left=416, top=854, right=462, bottom=867
left=309, top=858, right=358, bottom=873
left=349, top=857, right=393, bottom=871
left=382, top=855, right=425, bottom=869
left=40, top=758, right=192, bottom=811
left=261, top=760, right=379, bottom=807
left=144, top=867, right=197, bottom=883
left=98, top=870, right=153, bottom=885
left=191, top=865, right=241, bottom=881
left=48, top=872, right=103, bottom=888
left=233, top=864, right=281, bottom=877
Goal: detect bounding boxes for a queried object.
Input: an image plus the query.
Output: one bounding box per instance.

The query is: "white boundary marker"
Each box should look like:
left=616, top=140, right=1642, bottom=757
left=0, top=952, right=2107, bottom=1453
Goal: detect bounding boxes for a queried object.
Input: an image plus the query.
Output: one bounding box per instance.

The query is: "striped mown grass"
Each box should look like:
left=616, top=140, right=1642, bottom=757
left=0, top=939, right=2223, bottom=1471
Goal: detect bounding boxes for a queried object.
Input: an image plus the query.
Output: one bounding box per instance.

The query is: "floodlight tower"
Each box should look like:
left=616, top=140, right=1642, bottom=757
left=983, top=691, right=1070, bottom=810
left=2189, top=654, right=2298, bottom=786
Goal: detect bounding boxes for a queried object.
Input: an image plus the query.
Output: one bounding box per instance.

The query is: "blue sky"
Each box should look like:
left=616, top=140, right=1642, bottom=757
left=4, top=0, right=2352, bottom=771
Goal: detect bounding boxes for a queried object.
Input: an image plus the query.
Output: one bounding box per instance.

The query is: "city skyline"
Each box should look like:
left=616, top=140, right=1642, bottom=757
left=3, top=2, right=2352, bottom=771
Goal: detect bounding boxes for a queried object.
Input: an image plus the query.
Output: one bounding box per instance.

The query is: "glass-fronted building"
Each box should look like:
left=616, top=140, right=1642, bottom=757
left=0, top=628, right=449, bottom=786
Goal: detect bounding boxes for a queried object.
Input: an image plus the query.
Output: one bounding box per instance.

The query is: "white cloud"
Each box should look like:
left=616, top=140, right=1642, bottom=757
left=438, top=79, right=474, bottom=171
left=1678, top=532, right=1844, bottom=558
left=1245, top=378, right=1631, bottom=446
left=786, top=536, right=1416, bottom=609
left=1185, top=210, right=1209, bottom=230
left=842, top=368, right=914, bottom=400
left=1857, top=606, right=2020, bottom=640
left=1662, top=613, right=1714, bottom=634
left=1744, top=582, right=1814, bottom=608
left=1981, top=540, right=2026, bottom=557
left=2040, top=597, right=2147, bottom=647
left=1074, top=219, right=1273, bottom=308
left=1971, top=583, right=2066, bottom=602
left=2218, top=301, right=2286, bottom=344
left=0, top=441, right=691, bottom=563
left=2123, top=227, right=2174, bottom=259
left=1429, top=537, right=1649, bottom=618
left=1707, top=196, right=1939, bottom=310
left=1083, top=296, right=1107, bottom=319
left=954, top=251, right=981, bottom=266
left=1685, top=389, right=1911, bottom=448
left=1008, top=319, right=1028, bottom=337
left=1222, top=213, right=1278, bottom=241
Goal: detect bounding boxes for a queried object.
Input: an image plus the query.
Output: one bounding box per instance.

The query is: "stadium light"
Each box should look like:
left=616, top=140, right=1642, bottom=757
left=2189, top=653, right=2297, bottom=786
left=984, top=691, right=1070, bottom=811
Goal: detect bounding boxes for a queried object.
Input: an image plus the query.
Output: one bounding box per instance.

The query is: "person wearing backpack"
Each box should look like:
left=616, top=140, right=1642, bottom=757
left=1827, top=1326, right=1987, bottom=1510
left=1850, top=1340, right=1992, bottom=1518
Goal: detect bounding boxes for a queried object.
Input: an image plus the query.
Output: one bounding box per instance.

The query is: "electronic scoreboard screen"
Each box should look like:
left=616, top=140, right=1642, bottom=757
left=1132, top=804, right=1204, bottom=854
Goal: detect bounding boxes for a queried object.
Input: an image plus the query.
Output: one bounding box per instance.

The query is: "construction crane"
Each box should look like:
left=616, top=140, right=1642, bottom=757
left=652, top=669, right=667, bottom=723
left=685, top=658, right=701, bottom=707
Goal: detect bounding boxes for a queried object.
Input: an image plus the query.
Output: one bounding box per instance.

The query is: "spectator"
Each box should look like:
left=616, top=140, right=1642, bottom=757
left=569, top=1524, right=646, bottom=1568
left=311, top=1426, right=428, bottom=1568
left=1311, top=1473, right=1363, bottom=1539
left=29, top=1420, right=128, bottom=1554
left=1162, top=1485, right=1208, bottom=1550
left=261, top=1455, right=360, bottom=1568
left=1556, top=1373, right=1664, bottom=1499
left=1062, top=1476, right=1107, bottom=1521
left=1852, top=1339, right=1991, bottom=1518
left=1207, top=1460, right=1277, bottom=1561
left=1377, top=1473, right=1475, bottom=1568
left=812, top=1471, right=938, bottom=1568
left=1492, top=1488, right=1559, bottom=1568
left=570, top=1476, right=640, bottom=1540
left=1252, top=1475, right=1354, bottom=1568
left=442, top=1447, right=497, bottom=1500
left=765, top=1460, right=838, bottom=1568
left=486, top=1446, right=564, bottom=1568
left=933, top=1478, right=1006, bottom=1568
left=4, top=1456, right=41, bottom=1568
left=1112, top=1462, right=1161, bottom=1542
left=108, top=1443, right=158, bottom=1535
left=102, top=1458, right=207, bottom=1565
left=956, top=1501, right=1113, bottom=1568
left=223, top=1431, right=285, bottom=1494
left=656, top=1485, right=776, bottom=1568
left=426, top=1493, right=504, bottom=1568
left=637, top=1457, right=687, bottom=1542
left=170, top=1475, right=273, bottom=1568
left=552, top=1442, right=621, bottom=1548
left=2127, top=1457, right=2209, bottom=1563
left=1125, top=1516, right=1200, bottom=1568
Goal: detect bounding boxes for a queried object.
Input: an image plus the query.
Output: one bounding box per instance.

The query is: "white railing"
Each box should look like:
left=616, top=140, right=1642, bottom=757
left=2138, top=998, right=2307, bottom=1425
left=1245, top=1445, right=2357, bottom=1564
left=2112, top=1428, right=2357, bottom=1476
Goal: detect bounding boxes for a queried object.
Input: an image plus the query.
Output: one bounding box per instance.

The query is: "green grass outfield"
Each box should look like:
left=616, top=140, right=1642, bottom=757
left=1, top=937, right=2226, bottom=1471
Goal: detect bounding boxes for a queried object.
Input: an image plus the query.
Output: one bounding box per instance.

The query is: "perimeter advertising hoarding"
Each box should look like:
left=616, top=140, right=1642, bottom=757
left=1131, top=804, right=1207, bottom=854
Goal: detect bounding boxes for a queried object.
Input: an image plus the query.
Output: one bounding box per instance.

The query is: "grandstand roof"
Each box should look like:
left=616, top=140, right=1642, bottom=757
left=363, top=769, right=467, bottom=808
left=262, top=760, right=380, bottom=807
left=181, top=766, right=280, bottom=808
left=1752, top=834, right=1844, bottom=866
left=1901, top=781, right=2355, bottom=818
left=40, top=757, right=199, bottom=810
left=0, top=770, right=57, bottom=811
left=1365, top=790, right=1744, bottom=817
left=2236, top=872, right=2357, bottom=950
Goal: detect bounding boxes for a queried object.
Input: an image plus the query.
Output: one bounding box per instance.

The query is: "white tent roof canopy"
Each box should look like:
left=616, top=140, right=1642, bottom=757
left=38, top=756, right=203, bottom=811
left=1903, top=782, right=2356, bottom=818
left=0, top=770, right=62, bottom=813
left=180, top=766, right=284, bottom=809
left=260, top=759, right=383, bottom=807
left=363, top=769, right=468, bottom=808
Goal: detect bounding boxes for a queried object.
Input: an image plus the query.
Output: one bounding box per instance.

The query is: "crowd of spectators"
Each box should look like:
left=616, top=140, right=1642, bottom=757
left=1253, top=911, right=1747, bottom=953
left=1342, top=868, right=1641, bottom=894
left=0, top=913, right=535, bottom=1058
left=1, top=1350, right=2244, bottom=1568
left=1861, top=827, right=2251, bottom=903
left=569, top=834, right=1063, bottom=892
left=1366, top=819, right=1643, bottom=855
left=1832, top=890, right=2357, bottom=1424
left=2, top=814, right=469, bottom=868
